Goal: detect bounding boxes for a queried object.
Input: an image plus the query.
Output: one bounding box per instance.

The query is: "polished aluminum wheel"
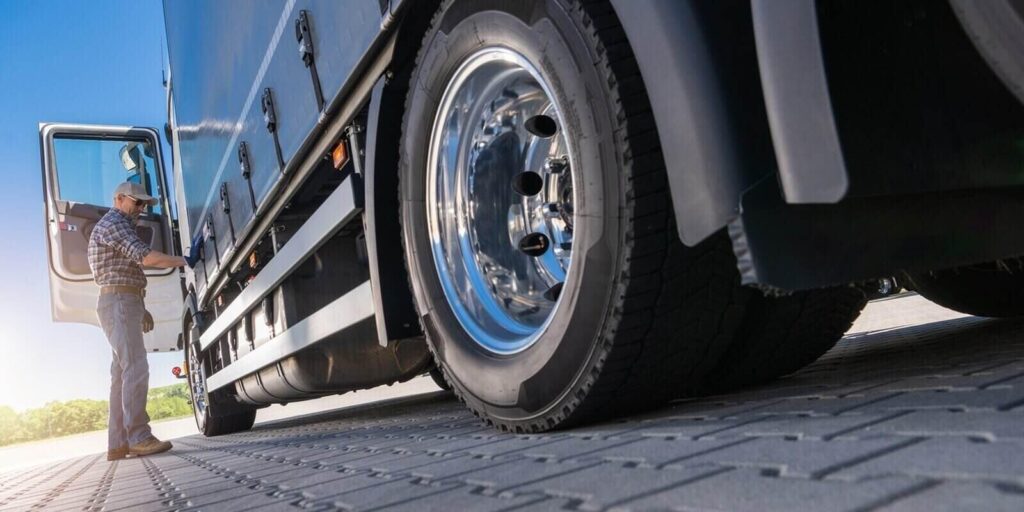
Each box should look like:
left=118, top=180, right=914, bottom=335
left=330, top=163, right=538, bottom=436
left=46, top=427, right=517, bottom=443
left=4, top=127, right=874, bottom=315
left=426, top=47, right=577, bottom=354
left=187, top=334, right=208, bottom=424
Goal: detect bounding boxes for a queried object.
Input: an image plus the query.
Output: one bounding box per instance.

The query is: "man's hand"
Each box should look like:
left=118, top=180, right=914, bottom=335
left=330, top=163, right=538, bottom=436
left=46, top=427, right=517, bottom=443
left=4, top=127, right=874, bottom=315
left=142, top=250, right=188, bottom=269
left=142, top=310, right=154, bottom=333
left=184, top=238, right=203, bottom=268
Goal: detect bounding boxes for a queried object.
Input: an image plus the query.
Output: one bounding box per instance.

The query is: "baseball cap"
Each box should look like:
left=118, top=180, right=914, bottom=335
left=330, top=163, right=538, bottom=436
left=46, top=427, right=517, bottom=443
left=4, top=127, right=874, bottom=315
left=114, top=181, right=158, bottom=206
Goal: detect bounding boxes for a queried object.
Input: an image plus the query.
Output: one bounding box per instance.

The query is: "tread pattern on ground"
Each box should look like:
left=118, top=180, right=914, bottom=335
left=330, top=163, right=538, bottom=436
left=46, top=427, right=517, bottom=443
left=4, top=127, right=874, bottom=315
left=5, top=305, right=1024, bottom=511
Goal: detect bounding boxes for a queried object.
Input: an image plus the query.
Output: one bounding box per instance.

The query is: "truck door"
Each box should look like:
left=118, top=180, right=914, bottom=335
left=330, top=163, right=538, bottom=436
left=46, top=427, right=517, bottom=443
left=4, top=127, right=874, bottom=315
left=39, top=123, right=184, bottom=352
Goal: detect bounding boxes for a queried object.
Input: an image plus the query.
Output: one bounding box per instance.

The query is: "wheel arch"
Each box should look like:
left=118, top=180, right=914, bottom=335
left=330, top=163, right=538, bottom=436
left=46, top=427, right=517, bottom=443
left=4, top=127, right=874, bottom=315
left=386, top=0, right=783, bottom=249
left=180, top=286, right=201, bottom=343
left=361, top=0, right=443, bottom=346
left=610, top=0, right=781, bottom=245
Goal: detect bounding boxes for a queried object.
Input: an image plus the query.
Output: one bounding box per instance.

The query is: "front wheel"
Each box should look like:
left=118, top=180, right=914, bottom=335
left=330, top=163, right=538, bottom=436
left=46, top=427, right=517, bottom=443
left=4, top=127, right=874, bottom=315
left=185, top=321, right=255, bottom=436
left=400, top=0, right=753, bottom=432
left=699, top=286, right=867, bottom=393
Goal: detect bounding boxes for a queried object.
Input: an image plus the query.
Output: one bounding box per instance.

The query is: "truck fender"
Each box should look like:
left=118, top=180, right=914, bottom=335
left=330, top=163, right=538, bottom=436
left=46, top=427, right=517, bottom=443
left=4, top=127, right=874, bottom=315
left=180, top=286, right=204, bottom=342
left=362, top=1, right=441, bottom=346
left=609, top=0, right=759, bottom=245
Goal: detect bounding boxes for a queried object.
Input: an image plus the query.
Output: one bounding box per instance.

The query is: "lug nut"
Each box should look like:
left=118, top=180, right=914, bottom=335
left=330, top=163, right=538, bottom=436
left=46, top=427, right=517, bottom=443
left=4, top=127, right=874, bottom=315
left=545, top=156, right=568, bottom=174
left=512, top=171, right=544, bottom=196
left=525, top=114, right=557, bottom=138
left=518, top=232, right=551, bottom=257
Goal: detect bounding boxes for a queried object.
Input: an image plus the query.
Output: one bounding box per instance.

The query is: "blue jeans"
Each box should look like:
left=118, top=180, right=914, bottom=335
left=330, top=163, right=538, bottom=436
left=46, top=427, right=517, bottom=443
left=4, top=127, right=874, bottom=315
left=97, top=292, right=152, bottom=449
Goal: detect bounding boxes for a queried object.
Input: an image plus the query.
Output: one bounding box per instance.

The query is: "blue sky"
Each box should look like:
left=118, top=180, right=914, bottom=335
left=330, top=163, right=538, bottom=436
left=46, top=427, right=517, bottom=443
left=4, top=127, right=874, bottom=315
left=0, top=0, right=184, bottom=411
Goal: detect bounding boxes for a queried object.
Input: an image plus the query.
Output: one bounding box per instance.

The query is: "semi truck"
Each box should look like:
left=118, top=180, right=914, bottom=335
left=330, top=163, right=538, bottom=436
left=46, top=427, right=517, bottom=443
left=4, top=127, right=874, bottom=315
left=40, top=0, right=1024, bottom=434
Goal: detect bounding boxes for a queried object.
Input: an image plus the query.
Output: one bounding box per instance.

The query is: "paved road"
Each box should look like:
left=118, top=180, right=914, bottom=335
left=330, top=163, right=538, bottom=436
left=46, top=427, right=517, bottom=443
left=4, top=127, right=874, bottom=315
left=0, top=379, right=443, bottom=474
left=3, top=294, right=1024, bottom=511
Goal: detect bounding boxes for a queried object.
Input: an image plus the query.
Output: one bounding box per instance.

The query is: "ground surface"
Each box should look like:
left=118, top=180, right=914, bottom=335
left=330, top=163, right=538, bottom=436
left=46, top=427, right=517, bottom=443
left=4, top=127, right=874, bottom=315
left=3, top=294, right=1024, bottom=511
left=0, top=378, right=441, bottom=474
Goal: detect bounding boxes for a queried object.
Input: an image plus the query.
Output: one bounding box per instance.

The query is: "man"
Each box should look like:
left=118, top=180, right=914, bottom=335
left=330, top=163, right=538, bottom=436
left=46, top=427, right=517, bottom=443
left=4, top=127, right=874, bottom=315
left=88, top=181, right=188, bottom=461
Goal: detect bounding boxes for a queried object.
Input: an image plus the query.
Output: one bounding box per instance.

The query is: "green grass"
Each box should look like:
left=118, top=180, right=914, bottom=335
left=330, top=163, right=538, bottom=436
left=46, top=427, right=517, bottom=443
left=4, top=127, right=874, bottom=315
left=0, top=383, right=192, bottom=447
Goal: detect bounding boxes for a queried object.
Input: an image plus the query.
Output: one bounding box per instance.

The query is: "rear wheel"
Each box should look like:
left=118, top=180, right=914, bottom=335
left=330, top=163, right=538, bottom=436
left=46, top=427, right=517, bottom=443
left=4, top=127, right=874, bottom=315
left=700, top=287, right=867, bottom=393
left=185, top=320, right=256, bottom=436
left=400, top=0, right=754, bottom=432
left=907, top=258, right=1024, bottom=317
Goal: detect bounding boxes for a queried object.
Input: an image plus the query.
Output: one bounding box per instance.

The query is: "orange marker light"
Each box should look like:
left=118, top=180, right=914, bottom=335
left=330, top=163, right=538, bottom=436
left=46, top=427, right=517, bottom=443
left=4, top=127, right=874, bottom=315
left=331, top=141, right=348, bottom=169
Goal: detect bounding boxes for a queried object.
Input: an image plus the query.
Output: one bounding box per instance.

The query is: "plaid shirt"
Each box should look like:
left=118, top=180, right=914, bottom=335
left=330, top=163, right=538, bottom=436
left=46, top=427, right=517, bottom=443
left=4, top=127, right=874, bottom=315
left=88, top=208, right=152, bottom=288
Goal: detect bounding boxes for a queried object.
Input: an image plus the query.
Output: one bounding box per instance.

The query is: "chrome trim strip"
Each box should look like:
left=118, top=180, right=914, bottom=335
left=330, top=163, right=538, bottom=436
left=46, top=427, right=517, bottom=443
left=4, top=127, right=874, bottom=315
left=206, top=280, right=374, bottom=392
left=198, top=176, right=361, bottom=351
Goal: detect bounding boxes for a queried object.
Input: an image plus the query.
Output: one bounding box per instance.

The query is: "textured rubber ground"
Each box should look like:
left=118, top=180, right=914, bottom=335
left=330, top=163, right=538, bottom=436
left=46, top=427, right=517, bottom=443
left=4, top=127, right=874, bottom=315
left=7, top=299, right=1024, bottom=511
left=701, top=286, right=868, bottom=393
left=408, top=0, right=756, bottom=432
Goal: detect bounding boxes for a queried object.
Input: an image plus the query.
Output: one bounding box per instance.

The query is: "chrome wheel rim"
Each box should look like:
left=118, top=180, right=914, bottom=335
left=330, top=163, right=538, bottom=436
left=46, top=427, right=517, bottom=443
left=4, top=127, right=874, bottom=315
left=426, top=47, right=577, bottom=355
left=187, top=334, right=208, bottom=423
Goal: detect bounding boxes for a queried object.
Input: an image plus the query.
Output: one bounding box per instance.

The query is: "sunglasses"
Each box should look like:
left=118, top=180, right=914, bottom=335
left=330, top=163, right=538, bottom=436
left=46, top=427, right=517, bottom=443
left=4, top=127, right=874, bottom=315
left=120, top=195, right=147, bottom=207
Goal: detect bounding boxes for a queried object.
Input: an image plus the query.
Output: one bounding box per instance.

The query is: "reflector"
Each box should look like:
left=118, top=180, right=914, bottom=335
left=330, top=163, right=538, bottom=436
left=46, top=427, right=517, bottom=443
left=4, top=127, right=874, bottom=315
left=331, top=141, right=348, bottom=169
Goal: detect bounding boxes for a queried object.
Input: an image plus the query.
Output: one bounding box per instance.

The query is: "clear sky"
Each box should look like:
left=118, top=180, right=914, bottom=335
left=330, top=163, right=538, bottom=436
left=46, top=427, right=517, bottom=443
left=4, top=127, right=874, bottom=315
left=0, top=0, right=184, bottom=411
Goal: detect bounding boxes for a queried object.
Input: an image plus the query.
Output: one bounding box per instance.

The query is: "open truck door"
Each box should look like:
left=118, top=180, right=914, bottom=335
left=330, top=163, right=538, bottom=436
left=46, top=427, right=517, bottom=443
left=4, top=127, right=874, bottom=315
left=39, top=123, right=184, bottom=352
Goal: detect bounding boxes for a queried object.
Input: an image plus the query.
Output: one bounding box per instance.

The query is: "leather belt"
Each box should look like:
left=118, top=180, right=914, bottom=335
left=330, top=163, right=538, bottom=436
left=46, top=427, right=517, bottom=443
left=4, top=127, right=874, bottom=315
left=99, top=285, right=146, bottom=298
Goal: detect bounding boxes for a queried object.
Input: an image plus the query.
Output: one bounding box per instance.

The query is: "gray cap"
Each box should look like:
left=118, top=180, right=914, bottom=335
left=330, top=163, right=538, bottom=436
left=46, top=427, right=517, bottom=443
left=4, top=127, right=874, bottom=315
left=114, top=181, right=158, bottom=206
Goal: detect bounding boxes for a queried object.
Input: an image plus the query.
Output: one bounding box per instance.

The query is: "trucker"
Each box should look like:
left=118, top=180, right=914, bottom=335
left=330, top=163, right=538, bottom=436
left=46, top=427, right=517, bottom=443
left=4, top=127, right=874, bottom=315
left=40, top=0, right=1024, bottom=435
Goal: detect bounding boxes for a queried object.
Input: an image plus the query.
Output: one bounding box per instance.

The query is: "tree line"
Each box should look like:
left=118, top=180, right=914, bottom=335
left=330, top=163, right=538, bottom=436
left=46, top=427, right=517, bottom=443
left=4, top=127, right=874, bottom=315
left=0, top=384, right=192, bottom=447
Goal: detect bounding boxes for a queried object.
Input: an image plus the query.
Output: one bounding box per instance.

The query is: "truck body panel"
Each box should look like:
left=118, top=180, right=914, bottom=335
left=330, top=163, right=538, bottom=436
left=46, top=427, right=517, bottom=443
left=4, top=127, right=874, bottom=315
left=163, top=0, right=385, bottom=302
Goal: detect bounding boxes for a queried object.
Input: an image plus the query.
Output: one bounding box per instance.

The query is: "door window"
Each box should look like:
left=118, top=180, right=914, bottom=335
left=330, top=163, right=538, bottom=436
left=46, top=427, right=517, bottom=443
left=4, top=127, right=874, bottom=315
left=52, top=137, right=163, bottom=215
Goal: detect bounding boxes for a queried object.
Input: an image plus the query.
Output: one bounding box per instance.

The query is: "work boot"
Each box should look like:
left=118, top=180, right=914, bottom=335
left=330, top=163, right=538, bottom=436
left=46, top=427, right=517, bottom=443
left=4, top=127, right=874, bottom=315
left=106, top=445, right=128, bottom=461
left=128, top=436, right=172, bottom=457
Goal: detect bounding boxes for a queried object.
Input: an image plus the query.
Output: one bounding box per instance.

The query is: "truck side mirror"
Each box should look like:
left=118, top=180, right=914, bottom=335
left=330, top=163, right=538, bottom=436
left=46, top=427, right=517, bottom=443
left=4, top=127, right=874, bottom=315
left=119, top=143, right=141, bottom=171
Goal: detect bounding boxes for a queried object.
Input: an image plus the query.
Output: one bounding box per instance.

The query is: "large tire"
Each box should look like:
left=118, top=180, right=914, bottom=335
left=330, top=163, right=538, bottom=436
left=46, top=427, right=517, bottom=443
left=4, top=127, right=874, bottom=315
left=399, top=0, right=754, bottom=432
left=185, top=322, right=256, bottom=437
left=700, top=287, right=867, bottom=393
left=907, top=258, right=1024, bottom=317
left=428, top=363, right=452, bottom=392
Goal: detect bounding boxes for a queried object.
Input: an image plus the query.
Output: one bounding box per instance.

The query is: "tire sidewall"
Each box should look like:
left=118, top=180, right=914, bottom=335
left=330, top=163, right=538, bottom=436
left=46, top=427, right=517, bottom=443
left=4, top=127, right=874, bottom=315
left=400, top=0, right=625, bottom=421
left=185, top=323, right=212, bottom=434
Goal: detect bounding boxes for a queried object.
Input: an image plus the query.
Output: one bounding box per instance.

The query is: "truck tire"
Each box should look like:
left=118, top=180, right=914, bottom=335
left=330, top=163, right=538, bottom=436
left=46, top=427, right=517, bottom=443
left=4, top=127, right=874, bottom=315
left=428, top=363, right=452, bottom=392
left=907, top=259, right=1024, bottom=317
left=399, top=0, right=754, bottom=432
left=185, top=322, right=256, bottom=436
left=699, top=287, right=867, bottom=393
